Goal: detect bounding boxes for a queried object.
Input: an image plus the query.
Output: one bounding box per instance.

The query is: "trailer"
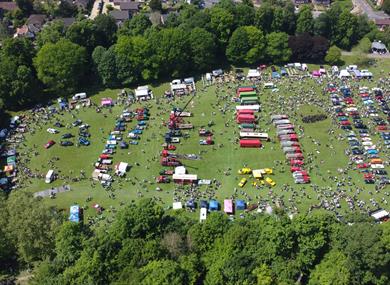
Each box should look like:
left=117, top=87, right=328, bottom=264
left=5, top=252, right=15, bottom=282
left=240, top=139, right=262, bottom=148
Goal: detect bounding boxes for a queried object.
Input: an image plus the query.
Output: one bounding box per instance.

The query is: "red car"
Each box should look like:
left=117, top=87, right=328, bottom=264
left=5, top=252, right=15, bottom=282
left=377, top=126, right=388, bottom=131
left=290, top=166, right=302, bottom=172
left=44, top=140, right=55, bottom=149
left=357, top=163, right=369, bottom=169
left=364, top=173, right=374, bottom=180
left=156, top=176, right=171, bottom=183
left=166, top=144, right=176, bottom=150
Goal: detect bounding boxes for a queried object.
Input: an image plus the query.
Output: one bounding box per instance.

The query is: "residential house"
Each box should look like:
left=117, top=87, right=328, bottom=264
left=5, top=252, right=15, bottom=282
left=375, top=18, right=390, bottom=31
left=119, top=1, right=139, bottom=15
left=109, top=10, right=130, bottom=26
left=14, top=14, right=46, bottom=38
left=0, top=2, right=17, bottom=17
left=57, top=17, right=76, bottom=28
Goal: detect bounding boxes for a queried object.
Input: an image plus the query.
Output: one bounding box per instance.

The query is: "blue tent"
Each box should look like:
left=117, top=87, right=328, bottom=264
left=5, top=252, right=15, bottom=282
left=69, top=205, right=80, bottom=223
left=236, top=200, right=246, bottom=210
left=209, top=200, right=219, bottom=211
left=272, top=72, right=281, bottom=79
left=200, top=200, right=208, bottom=209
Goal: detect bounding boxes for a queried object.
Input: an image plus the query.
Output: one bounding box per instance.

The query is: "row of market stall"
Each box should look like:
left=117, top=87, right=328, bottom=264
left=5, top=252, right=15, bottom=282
left=272, top=115, right=310, bottom=184
left=0, top=116, right=25, bottom=191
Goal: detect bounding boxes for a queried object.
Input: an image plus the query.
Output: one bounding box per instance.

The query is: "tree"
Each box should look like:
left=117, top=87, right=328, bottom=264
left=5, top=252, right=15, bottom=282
left=314, top=13, right=331, bottom=38
left=118, top=14, right=152, bottom=37
left=0, top=194, right=15, bottom=273
left=147, top=28, right=190, bottom=77
left=289, top=33, right=329, bottom=61
left=94, top=14, right=118, bottom=47
left=234, top=4, right=255, bottom=27
left=92, top=46, right=118, bottom=87
left=255, top=4, right=274, bottom=34
left=189, top=27, right=217, bottom=71
left=353, top=37, right=371, bottom=53
left=149, top=0, right=162, bottom=11
left=140, top=260, right=186, bottom=285
left=383, top=0, right=390, bottom=14
left=309, top=250, right=351, bottom=285
left=325, top=45, right=342, bottom=65
left=16, top=0, right=33, bottom=14
left=266, top=32, right=291, bottom=63
left=6, top=191, right=60, bottom=265
left=55, top=222, right=86, bottom=268
left=296, top=5, right=314, bottom=34
left=115, top=35, right=156, bottom=84
left=226, top=26, right=266, bottom=64
left=252, top=264, right=274, bottom=285
left=36, top=20, right=65, bottom=48
left=66, top=20, right=98, bottom=53
left=208, top=7, right=235, bottom=46
left=0, top=38, right=40, bottom=109
left=334, top=10, right=359, bottom=49
left=34, top=39, right=87, bottom=94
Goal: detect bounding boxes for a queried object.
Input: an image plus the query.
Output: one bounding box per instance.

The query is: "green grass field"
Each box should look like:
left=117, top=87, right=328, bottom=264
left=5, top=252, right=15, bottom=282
left=14, top=58, right=390, bottom=219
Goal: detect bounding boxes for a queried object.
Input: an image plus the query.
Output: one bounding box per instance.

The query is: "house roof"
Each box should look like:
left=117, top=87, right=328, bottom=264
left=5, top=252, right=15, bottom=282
left=119, top=1, right=139, bottom=11
left=375, top=18, right=390, bottom=26
left=27, top=14, right=46, bottom=27
left=57, top=17, right=76, bottom=27
left=0, top=2, right=17, bottom=11
left=109, top=10, right=130, bottom=21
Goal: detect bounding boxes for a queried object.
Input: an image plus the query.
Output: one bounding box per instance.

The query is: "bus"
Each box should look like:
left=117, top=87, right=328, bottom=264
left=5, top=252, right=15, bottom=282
left=45, top=170, right=55, bottom=183
left=239, top=132, right=269, bottom=140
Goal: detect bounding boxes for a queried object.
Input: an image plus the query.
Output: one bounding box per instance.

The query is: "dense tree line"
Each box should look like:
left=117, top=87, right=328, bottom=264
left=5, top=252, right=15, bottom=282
left=1, top=194, right=389, bottom=284
left=0, top=0, right=387, bottom=111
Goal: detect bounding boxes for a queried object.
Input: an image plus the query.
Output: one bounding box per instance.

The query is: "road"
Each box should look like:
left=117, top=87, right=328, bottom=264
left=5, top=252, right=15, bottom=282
left=352, top=0, right=389, bottom=20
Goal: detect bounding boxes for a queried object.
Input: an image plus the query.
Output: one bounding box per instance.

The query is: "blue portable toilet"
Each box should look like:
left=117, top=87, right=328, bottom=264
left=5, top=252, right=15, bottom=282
left=209, top=200, right=219, bottom=211
left=186, top=199, right=196, bottom=209
left=200, top=200, right=208, bottom=209
left=236, top=200, right=246, bottom=210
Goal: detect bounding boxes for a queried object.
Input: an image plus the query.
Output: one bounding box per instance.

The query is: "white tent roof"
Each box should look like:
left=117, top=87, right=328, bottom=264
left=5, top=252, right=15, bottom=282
left=117, top=162, right=128, bottom=173
left=371, top=209, right=389, bottom=220
left=172, top=202, right=183, bottom=210
left=175, top=166, right=186, bottom=175
left=247, top=69, right=260, bottom=78
left=338, top=70, right=351, bottom=78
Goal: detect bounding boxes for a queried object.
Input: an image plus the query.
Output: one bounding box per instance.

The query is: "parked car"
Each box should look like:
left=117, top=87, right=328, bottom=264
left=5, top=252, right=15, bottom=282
left=44, top=140, right=55, bottom=149
left=60, top=141, right=74, bottom=146
left=47, top=128, right=59, bottom=134
left=238, top=178, right=247, bottom=187
left=61, top=133, right=73, bottom=139
left=72, top=119, right=82, bottom=127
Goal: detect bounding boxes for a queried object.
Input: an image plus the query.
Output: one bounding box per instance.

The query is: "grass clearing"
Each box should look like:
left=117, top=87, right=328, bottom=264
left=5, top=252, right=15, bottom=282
left=14, top=59, right=390, bottom=220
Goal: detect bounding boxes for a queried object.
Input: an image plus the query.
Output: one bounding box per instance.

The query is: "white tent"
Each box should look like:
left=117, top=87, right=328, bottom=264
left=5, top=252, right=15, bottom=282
left=175, top=166, right=186, bottom=175
left=338, top=69, right=351, bottom=79
left=172, top=202, right=183, bottom=210
left=247, top=69, right=261, bottom=78
left=135, top=86, right=153, bottom=100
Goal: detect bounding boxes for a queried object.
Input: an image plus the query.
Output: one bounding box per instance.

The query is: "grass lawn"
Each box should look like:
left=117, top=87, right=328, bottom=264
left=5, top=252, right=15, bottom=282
left=14, top=58, right=390, bottom=220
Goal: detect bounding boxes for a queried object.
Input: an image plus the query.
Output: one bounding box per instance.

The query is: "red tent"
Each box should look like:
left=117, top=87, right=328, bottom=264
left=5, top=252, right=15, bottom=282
left=240, top=139, right=262, bottom=148
left=237, top=87, right=255, bottom=94
left=237, top=114, right=255, bottom=123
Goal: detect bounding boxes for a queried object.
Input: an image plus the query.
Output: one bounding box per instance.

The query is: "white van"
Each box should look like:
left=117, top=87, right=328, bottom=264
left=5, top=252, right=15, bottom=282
left=72, top=92, right=87, bottom=100
left=45, top=170, right=55, bottom=183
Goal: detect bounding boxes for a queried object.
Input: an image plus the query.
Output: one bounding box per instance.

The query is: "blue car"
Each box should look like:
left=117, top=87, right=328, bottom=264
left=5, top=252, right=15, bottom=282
left=367, top=149, right=378, bottom=154
left=79, top=137, right=90, bottom=146
left=138, top=121, right=146, bottom=126
left=129, top=140, right=138, bottom=145
left=130, top=129, right=143, bottom=135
